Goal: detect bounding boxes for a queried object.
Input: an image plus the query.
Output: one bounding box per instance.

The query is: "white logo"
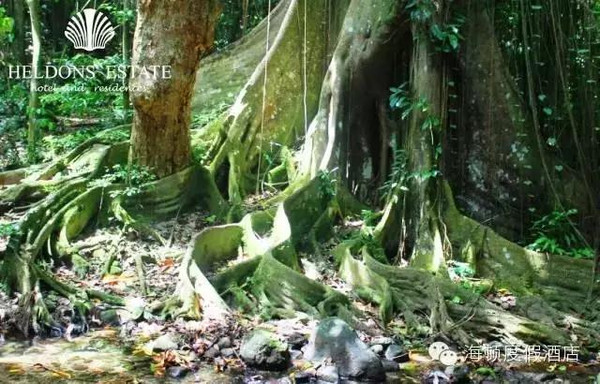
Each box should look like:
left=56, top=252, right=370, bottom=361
left=64, top=9, right=115, bottom=51
left=428, top=341, right=458, bottom=366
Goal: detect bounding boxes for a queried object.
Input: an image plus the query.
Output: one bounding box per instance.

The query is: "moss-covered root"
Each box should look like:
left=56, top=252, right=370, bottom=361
left=442, top=182, right=599, bottom=317
left=334, top=242, right=595, bottom=348
left=251, top=253, right=350, bottom=318
left=0, top=138, right=126, bottom=211
left=173, top=176, right=355, bottom=321
left=174, top=224, right=242, bottom=320
left=2, top=161, right=223, bottom=334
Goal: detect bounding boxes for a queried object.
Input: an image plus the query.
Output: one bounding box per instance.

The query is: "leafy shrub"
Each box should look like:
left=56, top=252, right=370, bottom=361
left=39, top=54, right=129, bottom=125
left=527, top=209, right=594, bottom=259
left=91, top=164, right=157, bottom=198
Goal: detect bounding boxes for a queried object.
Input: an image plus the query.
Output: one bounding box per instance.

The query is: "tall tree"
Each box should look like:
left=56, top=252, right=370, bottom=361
left=25, top=0, right=41, bottom=163
left=10, top=0, right=25, bottom=63
left=129, top=0, right=221, bottom=177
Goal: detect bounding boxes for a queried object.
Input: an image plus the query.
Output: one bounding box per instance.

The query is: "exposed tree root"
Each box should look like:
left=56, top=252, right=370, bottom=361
left=207, top=0, right=346, bottom=203
left=173, top=177, right=354, bottom=324
left=0, top=133, right=226, bottom=335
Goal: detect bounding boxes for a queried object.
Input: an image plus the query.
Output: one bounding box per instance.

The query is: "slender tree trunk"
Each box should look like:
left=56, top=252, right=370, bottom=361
left=25, top=0, right=41, bottom=163
left=11, top=0, right=25, bottom=63
left=241, top=0, right=249, bottom=34
left=121, top=0, right=131, bottom=110
left=129, top=0, right=221, bottom=178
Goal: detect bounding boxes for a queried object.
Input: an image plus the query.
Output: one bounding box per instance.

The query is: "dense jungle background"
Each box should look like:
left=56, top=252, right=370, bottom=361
left=0, top=0, right=599, bottom=383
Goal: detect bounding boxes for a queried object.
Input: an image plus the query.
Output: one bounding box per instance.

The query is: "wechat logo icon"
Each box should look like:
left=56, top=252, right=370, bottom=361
left=429, top=341, right=458, bottom=366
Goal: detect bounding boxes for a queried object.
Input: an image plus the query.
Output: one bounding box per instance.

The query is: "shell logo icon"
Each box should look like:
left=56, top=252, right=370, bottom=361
left=65, top=9, right=116, bottom=51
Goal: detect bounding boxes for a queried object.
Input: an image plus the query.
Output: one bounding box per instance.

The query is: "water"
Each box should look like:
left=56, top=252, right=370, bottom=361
left=0, top=330, right=240, bottom=383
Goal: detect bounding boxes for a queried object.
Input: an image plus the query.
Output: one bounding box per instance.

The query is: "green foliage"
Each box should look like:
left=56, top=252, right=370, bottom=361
left=360, top=209, right=380, bottom=227
left=0, top=222, right=19, bottom=237
left=379, top=147, right=408, bottom=201
left=42, top=129, right=95, bottom=158
left=0, top=79, right=28, bottom=169
left=39, top=54, right=131, bottom=125
left=389, top=84, right=441, bottom=131
left=475, top=366, right=497, bottom=379
left=191, top=103, right=230, bottom=129
left=214, top=0, right=280, bottom=50
left=0, top=7, right=14, bottom=42
left=405, top=0, right=435, bottom=23
left=429, top=15, right=465, bottom=52
left=527, top=209, right=594, bottom=259
left=389, top=83, right=412, bottom=119
left=191, top=144, right=208, bottom=165
left=92, top=164, right=157, bottom=198
left=317, top=169, right=336, bottom=200
left=406, top=1, right=464, bottom=51
left=450, top=261, right=475, bottom=278
left=42, top=127, right=129, bottom=159
left=359, top=232, right=388, bottom=264
left=98, top=2, right=136, bottom=25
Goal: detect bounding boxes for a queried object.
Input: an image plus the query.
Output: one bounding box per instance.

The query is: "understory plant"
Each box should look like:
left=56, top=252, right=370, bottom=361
left=527, top=208, right=594, bottom=259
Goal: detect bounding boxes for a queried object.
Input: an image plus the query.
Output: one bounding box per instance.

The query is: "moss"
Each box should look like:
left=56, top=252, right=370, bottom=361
left=189, top=224, right=244, bottom=270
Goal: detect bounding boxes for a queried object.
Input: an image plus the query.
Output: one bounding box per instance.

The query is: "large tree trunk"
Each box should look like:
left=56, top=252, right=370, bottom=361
left=207, top=0, right=347, bottom=203
left=190, top=0, right=599, bottom=349
left=129, top=0, right=221, bottom=178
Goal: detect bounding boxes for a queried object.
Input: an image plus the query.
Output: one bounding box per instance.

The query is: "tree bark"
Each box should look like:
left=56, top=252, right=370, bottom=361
left=25, top=0, right=41, bottom=164
left=129, top=0, right=221, bottom=178
left=121, top=0, right=132, bottom=110
left=11, top=0, right=25, bottom=63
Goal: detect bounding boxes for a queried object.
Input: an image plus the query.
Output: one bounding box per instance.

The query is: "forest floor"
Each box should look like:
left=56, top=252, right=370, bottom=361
left=1, top=191, right=600, bottom=383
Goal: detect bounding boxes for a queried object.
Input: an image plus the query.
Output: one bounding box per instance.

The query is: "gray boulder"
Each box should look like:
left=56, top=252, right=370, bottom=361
left=304, top=317, right=385, bottom=381
left=240, top=329, right=290, bottom=371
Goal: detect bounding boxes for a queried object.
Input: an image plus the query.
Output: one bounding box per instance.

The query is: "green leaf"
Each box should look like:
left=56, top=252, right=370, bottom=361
left=431, top=24, right=445, bottom=40
left=449, top=34, right=459, bottom=50
left=543, top=107, right=553, bottom=116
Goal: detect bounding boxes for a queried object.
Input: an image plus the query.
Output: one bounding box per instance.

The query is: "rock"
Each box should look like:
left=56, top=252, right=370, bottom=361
left=151, top=333, right=179, bottom=351
left=381, top=359, right=399, bottom=372
left=99, top=309, right=120, bottom=326
left=370, top=336, right=394, bottom=346
left=304, top=317, right=385, bottom=381
left=287, top=332, right=308, bottom=348
left=204, top=346, right=220, bottom=358
left=220, top=347, right=235, bottom=358
left=370, top=344, right=384, bottom=355
left=240, top=329, right=290, bottom=371
left=293, top=371, right=315, bottom=383
left=217, top=336, right=232, bottom=348
left=504, top=371, right=557, bottom=383
left=166, top=366, right=188, bottom=378
left=384, top=344, right=406, bottom=361
left=448, top=365, right=470, bottom=383
left=290, top=349, right=303, bottom=360
left=92, top=249, right=106, bottom=259
left=316, top=365, right=339, bottom=383
left=424, top=370, right=451, bottom=384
